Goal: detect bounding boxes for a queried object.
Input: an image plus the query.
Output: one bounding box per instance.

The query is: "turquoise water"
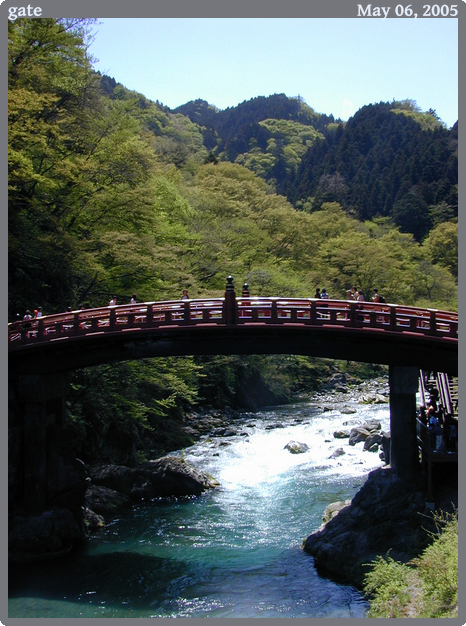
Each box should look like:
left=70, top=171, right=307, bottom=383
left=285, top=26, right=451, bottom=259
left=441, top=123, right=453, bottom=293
left=9, top=392, right=390, bottom=618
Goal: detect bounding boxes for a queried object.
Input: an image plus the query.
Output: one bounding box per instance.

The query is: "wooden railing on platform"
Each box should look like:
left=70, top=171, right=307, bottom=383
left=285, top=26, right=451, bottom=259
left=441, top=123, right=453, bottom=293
left=8, top=296, right=458, bottom=351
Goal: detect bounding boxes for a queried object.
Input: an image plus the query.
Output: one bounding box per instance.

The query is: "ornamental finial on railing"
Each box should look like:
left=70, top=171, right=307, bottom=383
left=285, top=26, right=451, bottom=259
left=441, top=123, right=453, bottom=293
left=223, top=275, right=237, bottom=324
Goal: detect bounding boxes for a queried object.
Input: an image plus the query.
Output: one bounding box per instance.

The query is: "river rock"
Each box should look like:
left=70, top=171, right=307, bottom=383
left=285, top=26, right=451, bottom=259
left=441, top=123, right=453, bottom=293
left=348, top=427, right=371, bottom=446
left=83, top=507, right=105, bottom=531
left=348, top=420, right=382, bottom=446
left=333, top=430, right=350, bottom=439
left=363, top=433, right=383, bottom=450
left=284, top=441, right=310, bottom=454
left=84, top=484, right=131, bottom=517
left=9, top=507, right=84, bottom=563
left=329, top=447, right=345, bottom=459
left=321, top=500, right=351, bottom=525
left=302, top=467, right=434, bottom=588
left=359, top=394, right=389, bottom=404
left=212, top=427, right=237, bottom=437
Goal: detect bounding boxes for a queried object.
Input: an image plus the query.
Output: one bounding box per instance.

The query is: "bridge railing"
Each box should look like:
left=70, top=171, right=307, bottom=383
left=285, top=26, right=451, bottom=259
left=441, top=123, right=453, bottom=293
left=8, top=295, right=458, bottom=351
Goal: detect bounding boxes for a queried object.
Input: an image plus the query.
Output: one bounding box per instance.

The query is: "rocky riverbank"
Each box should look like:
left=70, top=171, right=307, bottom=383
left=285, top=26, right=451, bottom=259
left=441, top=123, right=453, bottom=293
left=8, top=374, right=391, bottom=562
left=8, top=456, right=219, bottom=563
left=11, top=372, right=456, bottom=583
left=303, top=464, right=458, bottom=589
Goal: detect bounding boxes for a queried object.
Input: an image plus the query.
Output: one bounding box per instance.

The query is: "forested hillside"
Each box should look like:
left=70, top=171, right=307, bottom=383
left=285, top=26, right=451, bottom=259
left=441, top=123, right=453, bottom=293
left=289, top=102, right=458, bottom=242
left=175, top=97, right=457, bottom=237
left=8, top=18, right=458, bottom=461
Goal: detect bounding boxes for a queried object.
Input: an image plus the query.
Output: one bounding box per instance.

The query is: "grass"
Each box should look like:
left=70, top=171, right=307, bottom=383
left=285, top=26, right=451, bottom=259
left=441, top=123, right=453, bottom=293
left=363, top=509, right=458, bottom=618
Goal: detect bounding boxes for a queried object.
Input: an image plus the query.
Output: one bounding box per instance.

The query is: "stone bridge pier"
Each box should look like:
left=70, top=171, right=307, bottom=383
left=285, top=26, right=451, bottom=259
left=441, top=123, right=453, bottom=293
left=389, top=365, right=419, bottom=478
left=13, top=372, right=79, bottom=515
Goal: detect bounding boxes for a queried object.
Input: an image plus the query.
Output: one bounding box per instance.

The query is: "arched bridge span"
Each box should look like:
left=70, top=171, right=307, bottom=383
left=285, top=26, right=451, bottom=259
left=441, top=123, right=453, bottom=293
left=9, top=280, right=458, bottom=513
left=9, top=284, right=458, bottom=376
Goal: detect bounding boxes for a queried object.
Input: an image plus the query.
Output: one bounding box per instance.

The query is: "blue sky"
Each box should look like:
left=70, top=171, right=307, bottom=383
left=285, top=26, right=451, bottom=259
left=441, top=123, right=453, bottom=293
left=88, top=18, right=458, bottom=127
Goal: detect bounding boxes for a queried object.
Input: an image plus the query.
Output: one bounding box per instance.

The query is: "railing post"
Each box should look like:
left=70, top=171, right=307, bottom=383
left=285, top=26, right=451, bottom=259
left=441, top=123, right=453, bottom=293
left=109, top=307, right=116, bottom=330
left=73, top=313, right=80, bottom=336
left=21, top=325, right=29, bottom=343
left=389, top=305, right=398, bottom=331
left=223, top=275, right=237, bottom=325
left=310, top=300, right=317, bottom=325
left=428, top=309, right=437, bottom=336
left=238, top=283, right=250, bottom=321
left=183, top=301, right=191, bottom=325
left=146, top=304, right=153, bottom=326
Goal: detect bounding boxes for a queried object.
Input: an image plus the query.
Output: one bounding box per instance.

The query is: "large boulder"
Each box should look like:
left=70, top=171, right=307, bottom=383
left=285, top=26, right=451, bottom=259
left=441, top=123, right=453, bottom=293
left=348, top=420, right=382, bottom=446
left=9, top=507, right=84, bottom=563
left=303, top=467, right=434, bottom=588
left=88, top=456, right=219, bottom=500
left=348, top=427, right=371, bottom=446
left=84, top=484, right=131, bottom=517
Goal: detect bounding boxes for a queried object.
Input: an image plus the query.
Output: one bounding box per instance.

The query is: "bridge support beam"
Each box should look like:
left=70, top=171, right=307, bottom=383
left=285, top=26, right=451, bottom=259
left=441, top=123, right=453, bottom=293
left=16, top=373, right=70, bottom=514
left=389, top=365, right=419, bottom=478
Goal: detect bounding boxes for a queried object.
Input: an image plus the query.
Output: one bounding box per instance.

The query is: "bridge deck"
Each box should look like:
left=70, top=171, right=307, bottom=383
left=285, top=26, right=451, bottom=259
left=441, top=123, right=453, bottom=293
left=8, top=297, right=458, bottom=347
left=8, top=297, right=458, bottom=375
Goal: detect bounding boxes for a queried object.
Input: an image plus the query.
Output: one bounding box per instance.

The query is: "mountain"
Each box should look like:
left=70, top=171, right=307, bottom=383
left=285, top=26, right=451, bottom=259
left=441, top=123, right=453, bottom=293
left=174, top=94, right=338, bottom=194
left=175, top=95, right=457, bottom=241
left=288, top=101, right=458, bottom=241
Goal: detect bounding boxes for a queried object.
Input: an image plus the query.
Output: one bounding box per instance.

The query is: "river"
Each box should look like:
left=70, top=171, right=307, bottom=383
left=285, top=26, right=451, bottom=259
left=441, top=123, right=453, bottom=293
left=9, top=381, right=391, bottom=618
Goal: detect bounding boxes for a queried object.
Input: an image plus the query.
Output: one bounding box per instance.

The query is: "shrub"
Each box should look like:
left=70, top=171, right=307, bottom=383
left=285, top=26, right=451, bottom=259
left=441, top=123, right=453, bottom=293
left=363, top=510, right=458, bottom=618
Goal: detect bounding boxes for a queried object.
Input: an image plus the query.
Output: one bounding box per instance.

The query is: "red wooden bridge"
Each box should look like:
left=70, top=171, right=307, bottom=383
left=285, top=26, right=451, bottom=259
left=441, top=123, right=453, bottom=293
left=8, top=279, right=458, bottom=376
left=8, top=278, right=458, bottom=513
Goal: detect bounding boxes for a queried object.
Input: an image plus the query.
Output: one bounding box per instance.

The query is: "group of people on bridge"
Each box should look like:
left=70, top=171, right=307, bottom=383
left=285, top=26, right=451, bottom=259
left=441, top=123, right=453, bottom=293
left=418, top=386, right=458, bottom=454
left=15, top=284, right=387, bottom=323
left=313, top=286, right=385, bottom=304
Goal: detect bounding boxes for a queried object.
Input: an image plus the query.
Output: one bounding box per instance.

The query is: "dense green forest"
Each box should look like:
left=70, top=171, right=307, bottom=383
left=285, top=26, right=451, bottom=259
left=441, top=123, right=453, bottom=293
left=8, top=18, right=458, bottom=461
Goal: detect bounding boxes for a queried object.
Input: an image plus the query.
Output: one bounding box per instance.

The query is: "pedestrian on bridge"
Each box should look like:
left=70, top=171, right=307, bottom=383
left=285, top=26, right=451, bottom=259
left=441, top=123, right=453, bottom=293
left=109, top=296, right=117, bottom=306
left=428, top=410, right=438, bottom=449
left=22, top=310, right=32, bottom=337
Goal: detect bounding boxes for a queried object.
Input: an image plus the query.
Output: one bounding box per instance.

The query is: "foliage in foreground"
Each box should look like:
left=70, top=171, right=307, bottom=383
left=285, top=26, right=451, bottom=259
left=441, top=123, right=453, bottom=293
left=363, top=510, right=458, bottom=618
left=66, top=355, right=352, bottom=462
